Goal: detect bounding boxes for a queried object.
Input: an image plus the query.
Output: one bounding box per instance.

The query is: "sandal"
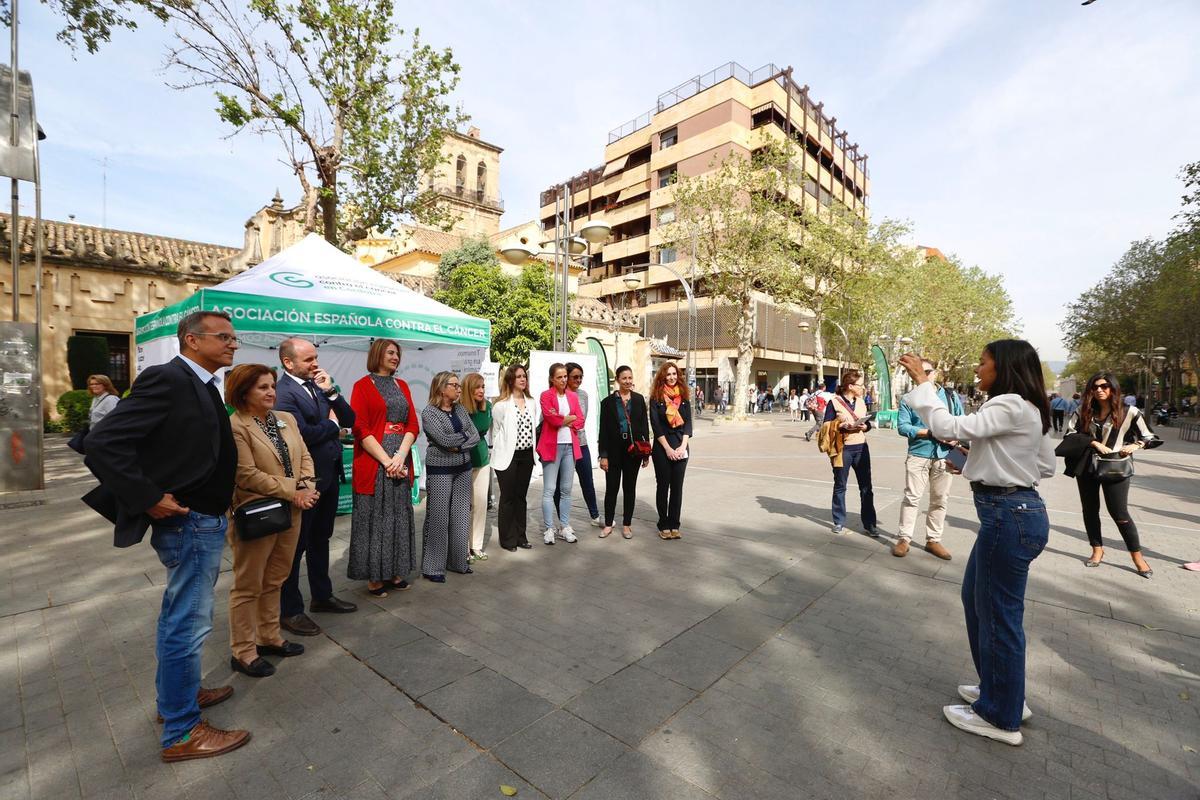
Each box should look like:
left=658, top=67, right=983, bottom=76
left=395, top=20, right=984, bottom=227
left=658, top=530, right=671, bottom=540
left=367, top=583, right=389, bottom=597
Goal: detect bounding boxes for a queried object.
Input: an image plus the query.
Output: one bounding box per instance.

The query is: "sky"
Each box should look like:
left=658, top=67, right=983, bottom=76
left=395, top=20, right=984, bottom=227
left=21, top=0, right=1200, bottom=361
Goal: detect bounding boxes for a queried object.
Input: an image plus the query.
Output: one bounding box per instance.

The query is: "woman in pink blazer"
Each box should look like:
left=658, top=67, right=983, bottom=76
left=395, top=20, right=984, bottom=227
left=538, top=362, right=585, bottom=545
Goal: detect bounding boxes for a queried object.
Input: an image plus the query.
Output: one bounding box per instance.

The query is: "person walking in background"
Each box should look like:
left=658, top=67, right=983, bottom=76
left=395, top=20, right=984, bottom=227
left=538, top=363, right=585, bottom=545
left=273, top=337, right=358, bottom=638
left=865, top=389, right=875, bottom=412
left=1061, top=373, right=1160, bottom=578
left=420, top=372, right=480, bottom=582
left=225, top=364, right=317, bottom=678
left=828, top=368, right=877, bottom=537
left=82, top=310, right=248, bottom=762
left=798, top=389, right=811, bottom=422
left=894, top=358, right=962, bottom=559
left=899, top=340, right=1056, bottom=747
left=462, top=372, right=493, bottom=564
left=87, top=374, right=120, bottom=426
left=1049, top=392, right=1068, bottom=433
left=491, top=364, right=539, bottom=552
left=72, top=373, right=121, bottom=454
left=695, top=386, right=705, bottom=417
left=597, top=365, right=650, bottom=540
left=788, top=389, right=801, bottom=422
left=749, top=386, right=758, bottom=415
left=649, top=362, right=692, bottom=540
left=348, top=339, right=419, bottom=597
left=554, top=363, right=601, bottom=527
left=804, top=387, right=832, bottom=441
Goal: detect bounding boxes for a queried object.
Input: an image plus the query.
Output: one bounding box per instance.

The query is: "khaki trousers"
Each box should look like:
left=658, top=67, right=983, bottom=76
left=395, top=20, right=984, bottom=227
left=898, top=454, right=951, bottom=542
left=227, top=514, right=301, bottom=663
left=470, top=465, right=491, bottom=553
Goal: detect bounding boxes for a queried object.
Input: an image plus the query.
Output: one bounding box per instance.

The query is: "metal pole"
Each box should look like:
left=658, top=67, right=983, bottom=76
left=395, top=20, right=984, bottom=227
left=10, top=0, right=19, bottom=321
left=559, top=183, right=572, bottom=351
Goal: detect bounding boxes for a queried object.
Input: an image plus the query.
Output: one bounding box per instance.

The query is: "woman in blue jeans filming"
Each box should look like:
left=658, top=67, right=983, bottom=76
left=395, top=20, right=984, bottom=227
left=899, top=341, right=1055, bottom=747
left=828, top=368, right=877, bottom=536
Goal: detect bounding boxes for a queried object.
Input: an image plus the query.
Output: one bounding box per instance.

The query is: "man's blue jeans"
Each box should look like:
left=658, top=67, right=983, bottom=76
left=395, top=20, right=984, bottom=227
left=964, top=489, right=1049, bottom=731
left=150, top=511, right=227, bottom=748
left=831, top=443, right=876, bottom=529
left=541, top=443, right=575, bottom=528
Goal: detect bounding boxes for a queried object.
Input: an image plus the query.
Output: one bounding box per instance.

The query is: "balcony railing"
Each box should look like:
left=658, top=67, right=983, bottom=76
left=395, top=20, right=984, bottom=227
left=432, top=183, right=504, bottom=212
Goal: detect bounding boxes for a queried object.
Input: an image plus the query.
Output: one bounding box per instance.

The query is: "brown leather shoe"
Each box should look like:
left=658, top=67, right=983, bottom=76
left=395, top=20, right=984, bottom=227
left=926, top=541, right=952, bottom=561
left=280, top=613, right=321, bottom=636
left=892, top=539, right=910, bottom=557
left=156, top=686, right=233, bottom=722
left=160, top=720, right=250, bottom=762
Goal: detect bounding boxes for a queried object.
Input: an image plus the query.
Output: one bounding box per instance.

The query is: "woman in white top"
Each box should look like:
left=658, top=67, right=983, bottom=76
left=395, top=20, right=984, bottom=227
left=490, top=364, right=541, bottom=552
left=899, top=339, right=1055, bottom=748
left=87, top=374, right=120, bottom=426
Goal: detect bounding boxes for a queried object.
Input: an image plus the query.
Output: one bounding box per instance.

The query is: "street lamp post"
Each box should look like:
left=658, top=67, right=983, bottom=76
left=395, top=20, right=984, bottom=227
left=796, top=318, right=851, bottom=391
left=1124, top=340, right=1167, bottom=402
left=499, top=191, right=611, bottom=352
left=595, top=262, right=698, bottom=384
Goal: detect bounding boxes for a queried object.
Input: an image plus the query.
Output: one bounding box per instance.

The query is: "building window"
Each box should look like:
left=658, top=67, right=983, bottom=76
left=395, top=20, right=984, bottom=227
left=657, top=206, right=676, bottom=225
left=455, top=155, right=466, bottom=195
left=476, top=161, right=487, bottom=202
left=660, top=126, right=678, bottom=149
left=658, top=165, right=677, bottom=189
left=658, top=247, right=677, bottom=264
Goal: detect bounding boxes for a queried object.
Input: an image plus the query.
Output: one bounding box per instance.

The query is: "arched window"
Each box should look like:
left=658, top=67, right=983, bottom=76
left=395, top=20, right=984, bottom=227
left=476, top=161, right=487, bottom=202
left=455, top=155, right=466, bottom=195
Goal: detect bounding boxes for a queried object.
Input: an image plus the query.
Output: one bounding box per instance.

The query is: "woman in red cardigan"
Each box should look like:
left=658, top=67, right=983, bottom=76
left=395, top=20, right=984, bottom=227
left=538, top=362, right=585, bottom=545
left=348, top=339, right=420, bottom=596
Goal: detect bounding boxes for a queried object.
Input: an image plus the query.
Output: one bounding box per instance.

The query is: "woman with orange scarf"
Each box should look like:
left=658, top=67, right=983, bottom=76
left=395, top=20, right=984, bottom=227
left=648, top=362, right=693, bottom=539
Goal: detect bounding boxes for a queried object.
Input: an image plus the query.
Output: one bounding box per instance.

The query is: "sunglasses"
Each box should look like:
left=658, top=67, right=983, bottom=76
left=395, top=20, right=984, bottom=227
left=1094, top=383, right=1111, bottom=390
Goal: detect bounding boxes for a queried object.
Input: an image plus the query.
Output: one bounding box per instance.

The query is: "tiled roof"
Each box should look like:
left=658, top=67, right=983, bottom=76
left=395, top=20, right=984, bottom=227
left=1, top=214, right=241, bottom=276
left=570, top=297, right=641, bottom=329
left=399, top=226, right=464, bottom=256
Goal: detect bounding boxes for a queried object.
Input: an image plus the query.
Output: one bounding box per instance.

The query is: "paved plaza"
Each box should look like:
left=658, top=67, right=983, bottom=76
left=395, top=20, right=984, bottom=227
left=1, top=417, right=1198, bottom=800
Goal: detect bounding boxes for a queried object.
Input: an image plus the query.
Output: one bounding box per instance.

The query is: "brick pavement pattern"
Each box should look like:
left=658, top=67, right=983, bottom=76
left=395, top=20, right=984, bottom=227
left=1, top=421, right=1198, bottom=799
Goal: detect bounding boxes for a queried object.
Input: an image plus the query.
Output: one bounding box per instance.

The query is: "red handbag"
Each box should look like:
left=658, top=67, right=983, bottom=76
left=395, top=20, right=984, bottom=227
left=618, top=396, right=653, bottom=457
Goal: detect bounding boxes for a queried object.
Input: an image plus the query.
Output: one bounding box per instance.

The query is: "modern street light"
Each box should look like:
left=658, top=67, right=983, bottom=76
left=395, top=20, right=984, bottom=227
left=500, top=190, right=611, bottom=350
left=1125, top=341, right=1168, bottom=401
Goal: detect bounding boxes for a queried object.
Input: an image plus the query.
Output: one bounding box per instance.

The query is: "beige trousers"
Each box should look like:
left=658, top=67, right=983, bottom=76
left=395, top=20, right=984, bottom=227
left=227, top=514, right=301, bottom=663
left=897, top=454, right=951, bottom=542
left=471, top=465, right=491, bottom=552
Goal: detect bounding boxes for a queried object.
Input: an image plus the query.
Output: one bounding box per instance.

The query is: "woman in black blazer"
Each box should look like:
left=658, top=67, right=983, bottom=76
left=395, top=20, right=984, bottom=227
left=648, top=362, right=693, bottom=540
left=597, top=365, right=651, bottom=539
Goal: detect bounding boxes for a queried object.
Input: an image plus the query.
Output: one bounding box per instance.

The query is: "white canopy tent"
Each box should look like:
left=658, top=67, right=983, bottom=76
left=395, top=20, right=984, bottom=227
left=134, top=234, right=491, bottom=489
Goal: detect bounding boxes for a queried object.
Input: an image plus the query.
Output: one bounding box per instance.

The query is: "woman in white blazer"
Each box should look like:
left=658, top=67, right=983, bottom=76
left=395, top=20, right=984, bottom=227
left=491, top=364, right=541, bottom=551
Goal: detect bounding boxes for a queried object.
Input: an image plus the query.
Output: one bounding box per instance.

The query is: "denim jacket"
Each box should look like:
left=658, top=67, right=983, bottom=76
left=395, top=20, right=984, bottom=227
left=897, top=385, right=962, bottom=459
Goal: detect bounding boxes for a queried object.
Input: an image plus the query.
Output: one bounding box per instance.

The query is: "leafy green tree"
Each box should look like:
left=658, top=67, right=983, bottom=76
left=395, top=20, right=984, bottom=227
left=435, top=261, right=577, bottom=365
left=13, top=0, right=170, bottom=53
left=159, top=0, right=464, bottom=246
left=437, top=237, right=496, bottom=283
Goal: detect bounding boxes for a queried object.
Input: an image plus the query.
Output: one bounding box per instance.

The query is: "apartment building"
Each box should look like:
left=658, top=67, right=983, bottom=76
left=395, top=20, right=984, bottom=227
left=538, top=61, right=871, bottom=397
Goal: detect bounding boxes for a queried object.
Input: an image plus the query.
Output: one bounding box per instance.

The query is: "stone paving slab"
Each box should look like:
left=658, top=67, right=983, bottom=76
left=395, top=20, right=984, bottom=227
left=2, top=424, right=1199, bottom=799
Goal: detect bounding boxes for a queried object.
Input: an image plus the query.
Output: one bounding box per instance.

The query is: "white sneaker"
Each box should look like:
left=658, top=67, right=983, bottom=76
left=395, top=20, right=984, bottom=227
left=590, top=516, right=603, bottom=528
left=543, top=528, right=556, bottom=545
left=558, top=526, right=578, bottom=543
left=942, top=704, right=1023, bottom=746
left=957, top=685, right=1032, bottom=722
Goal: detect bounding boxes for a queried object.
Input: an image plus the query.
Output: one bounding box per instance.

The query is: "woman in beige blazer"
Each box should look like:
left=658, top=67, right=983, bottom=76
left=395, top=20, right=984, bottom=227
left=225, top=364, right=319, bottom=678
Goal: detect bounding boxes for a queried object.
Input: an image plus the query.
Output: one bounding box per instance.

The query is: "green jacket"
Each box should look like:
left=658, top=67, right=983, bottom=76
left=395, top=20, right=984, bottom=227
left=468, top=402, right=492, bottom=468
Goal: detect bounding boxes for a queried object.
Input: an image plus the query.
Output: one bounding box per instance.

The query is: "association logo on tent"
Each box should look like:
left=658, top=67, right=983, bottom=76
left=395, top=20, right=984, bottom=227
left=269, top=271, right=315, bottom=289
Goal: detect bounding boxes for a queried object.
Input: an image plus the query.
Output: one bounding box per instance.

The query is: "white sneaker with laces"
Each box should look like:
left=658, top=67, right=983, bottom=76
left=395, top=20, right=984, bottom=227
left=942, top=704, right=1022, bottom=746
left=957, top=685, right=1032, bottom=722
left=558, top=526, right=578, bottom=543
left=590, top=516, right=603, bottom=528
left=543, top=528, right=556, bottom=545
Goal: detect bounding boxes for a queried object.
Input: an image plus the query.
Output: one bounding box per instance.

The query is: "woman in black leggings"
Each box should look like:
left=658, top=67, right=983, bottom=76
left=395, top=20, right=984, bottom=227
left=597, top=366, right=650, bottom=539
left=1065, top=373, right=1160, bottom=578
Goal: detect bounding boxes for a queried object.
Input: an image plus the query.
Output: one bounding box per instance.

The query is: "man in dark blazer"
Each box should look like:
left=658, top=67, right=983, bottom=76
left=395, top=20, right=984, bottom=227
left=274, top=337, right=358, bottom=636
left=83, top=310, right=250, bottom=762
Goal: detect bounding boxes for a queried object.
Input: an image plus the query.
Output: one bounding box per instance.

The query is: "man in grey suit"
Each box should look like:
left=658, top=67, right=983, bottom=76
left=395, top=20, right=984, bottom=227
left=273, top=337, right=358, bottom=636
